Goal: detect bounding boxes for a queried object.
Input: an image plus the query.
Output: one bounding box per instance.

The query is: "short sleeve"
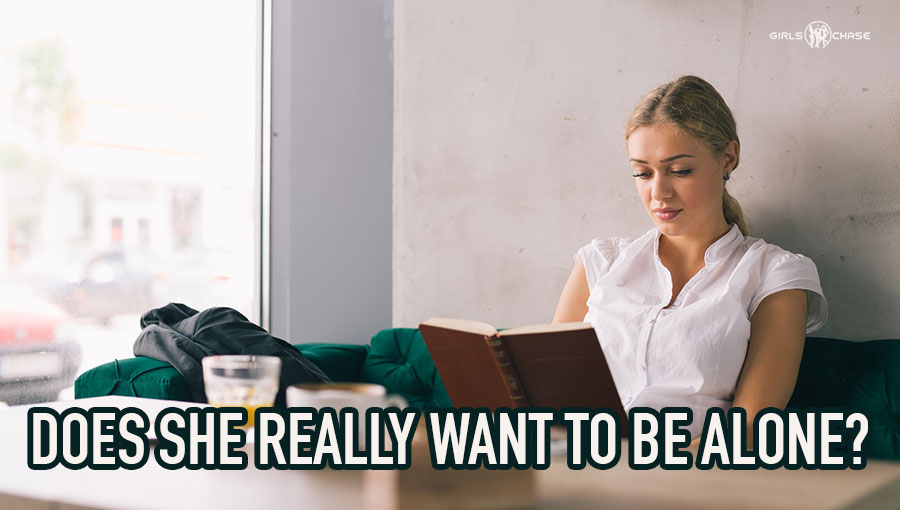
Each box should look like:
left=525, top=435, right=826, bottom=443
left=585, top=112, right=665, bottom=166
left=575, top=238, right=622, bottom=290
left=748, top=252, right=828, bottom=334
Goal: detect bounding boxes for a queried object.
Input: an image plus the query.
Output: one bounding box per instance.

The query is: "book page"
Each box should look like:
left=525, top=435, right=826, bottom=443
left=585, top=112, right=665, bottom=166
left=500, top=321, right=591, bottom=336
left=421, top=317, right=498, bottom=336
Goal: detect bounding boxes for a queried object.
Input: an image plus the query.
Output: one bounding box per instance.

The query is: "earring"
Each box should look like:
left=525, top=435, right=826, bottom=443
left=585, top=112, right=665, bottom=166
left=723, top=174, right=731, bottom=181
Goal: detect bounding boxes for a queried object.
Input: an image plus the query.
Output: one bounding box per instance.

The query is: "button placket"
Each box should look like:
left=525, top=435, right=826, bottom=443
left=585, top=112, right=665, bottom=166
left=642, top=246, right=672, bottom=387
left=640, top=305, right=664, bottom=387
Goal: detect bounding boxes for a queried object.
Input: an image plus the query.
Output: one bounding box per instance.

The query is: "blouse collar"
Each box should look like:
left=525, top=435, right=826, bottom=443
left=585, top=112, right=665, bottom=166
left=652, top=223, right=743, bottom=265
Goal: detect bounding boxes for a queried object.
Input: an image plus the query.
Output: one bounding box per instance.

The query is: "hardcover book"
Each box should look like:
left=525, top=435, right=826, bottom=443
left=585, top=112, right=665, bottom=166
left=419, top=318, right=628, bottom=427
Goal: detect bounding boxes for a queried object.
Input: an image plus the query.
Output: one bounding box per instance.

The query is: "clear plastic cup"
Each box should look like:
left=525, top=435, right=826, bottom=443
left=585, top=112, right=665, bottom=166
left=201, top=355, right=281, bottom=427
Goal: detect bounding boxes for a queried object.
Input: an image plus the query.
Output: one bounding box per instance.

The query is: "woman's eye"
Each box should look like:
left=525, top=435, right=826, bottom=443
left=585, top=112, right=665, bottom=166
left=672, top=169, right=692, bottom=176
left=632, top=172, right=651, bottom=179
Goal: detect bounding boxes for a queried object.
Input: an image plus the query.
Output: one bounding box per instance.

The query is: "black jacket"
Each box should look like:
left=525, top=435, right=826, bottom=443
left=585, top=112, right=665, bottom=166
left=133, top=303, right=330, bottom=407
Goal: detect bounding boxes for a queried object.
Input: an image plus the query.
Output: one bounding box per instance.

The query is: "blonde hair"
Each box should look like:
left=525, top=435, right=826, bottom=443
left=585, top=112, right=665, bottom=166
left=625, top=75, right=748, bottom=235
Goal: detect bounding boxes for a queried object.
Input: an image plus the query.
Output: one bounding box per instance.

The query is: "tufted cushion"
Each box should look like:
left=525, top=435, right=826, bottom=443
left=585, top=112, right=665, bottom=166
left=74, top=357, right=193, bottom=401
left=74, top=343, right=368, bottom=402
left=788, top=337, right=900, bottom=460
left=359, top=328, right=452, bottom=409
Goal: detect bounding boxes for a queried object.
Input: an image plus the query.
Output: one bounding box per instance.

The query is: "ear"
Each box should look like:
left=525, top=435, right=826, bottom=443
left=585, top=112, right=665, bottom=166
left=724, top=140, right=740, bottom=173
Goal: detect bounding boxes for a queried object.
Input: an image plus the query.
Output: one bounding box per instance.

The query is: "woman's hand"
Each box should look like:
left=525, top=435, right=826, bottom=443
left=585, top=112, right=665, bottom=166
left=686, top=436, right=702, bottom=456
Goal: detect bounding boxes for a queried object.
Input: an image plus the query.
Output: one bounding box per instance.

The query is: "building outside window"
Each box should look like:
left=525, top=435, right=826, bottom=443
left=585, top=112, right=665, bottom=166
left=0, top=0, right=261, bottom=406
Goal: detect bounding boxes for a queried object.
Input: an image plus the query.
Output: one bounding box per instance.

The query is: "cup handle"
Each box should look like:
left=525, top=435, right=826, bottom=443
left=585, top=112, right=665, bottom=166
left=384, top=395, right=408, bottom=409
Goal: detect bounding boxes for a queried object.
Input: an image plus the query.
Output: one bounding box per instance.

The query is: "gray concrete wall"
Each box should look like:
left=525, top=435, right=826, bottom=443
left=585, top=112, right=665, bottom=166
left=270, top=0, right=393, bottom=344
left=394, top=0, right=900, bottom=340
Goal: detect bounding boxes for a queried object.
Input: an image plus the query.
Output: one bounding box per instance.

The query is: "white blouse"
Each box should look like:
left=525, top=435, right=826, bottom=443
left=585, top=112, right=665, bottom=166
left=577, top=224, right=827, bottom=440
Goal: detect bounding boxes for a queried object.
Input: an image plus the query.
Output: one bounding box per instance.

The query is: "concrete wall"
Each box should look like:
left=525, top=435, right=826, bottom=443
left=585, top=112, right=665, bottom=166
left=270, top=0, right=393, bottom=344
left=394, top=0, right=900, bottom=340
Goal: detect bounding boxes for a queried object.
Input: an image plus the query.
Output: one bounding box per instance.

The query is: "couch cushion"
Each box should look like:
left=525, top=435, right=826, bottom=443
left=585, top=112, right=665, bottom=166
left=74, top=343, right=368, bottom=402
left=788, top=337, right=900, bottom=460
left=359, top=328, right=452, bottom=409
left=74, top=356, right=193, bottom=401
left=296, top=342, right=368, bottom=382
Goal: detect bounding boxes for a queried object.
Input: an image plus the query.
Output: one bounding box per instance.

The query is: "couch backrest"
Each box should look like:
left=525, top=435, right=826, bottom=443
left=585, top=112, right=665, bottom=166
left=357, top=328, right=452, bottom=409
left=789, top=337, right=900, bottom=460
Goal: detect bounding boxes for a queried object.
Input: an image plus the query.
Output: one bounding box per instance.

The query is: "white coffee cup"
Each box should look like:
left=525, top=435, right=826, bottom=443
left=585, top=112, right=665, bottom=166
left=286, top=383, right=408, bottom=449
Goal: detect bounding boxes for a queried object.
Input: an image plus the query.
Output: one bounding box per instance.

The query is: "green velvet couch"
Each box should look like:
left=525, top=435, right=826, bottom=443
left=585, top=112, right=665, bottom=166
left=74, top=329, right=899, bottom=461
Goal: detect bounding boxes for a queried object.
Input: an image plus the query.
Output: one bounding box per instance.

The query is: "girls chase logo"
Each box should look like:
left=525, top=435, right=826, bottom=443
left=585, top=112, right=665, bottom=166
left=805, top=21, right=832, bottom=48
left=770, top=20, right=871, bottom=48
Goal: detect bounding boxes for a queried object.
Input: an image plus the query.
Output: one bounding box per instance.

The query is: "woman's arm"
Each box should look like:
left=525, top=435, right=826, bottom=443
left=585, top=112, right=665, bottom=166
left=731, top=288, right=808, bottom=450
left=552, top=257, right=590, bottom=323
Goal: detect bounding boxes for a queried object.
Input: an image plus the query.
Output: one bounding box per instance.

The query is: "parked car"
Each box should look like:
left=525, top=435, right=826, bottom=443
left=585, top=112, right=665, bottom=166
left=42, top=250, right=159, bottom=323
left=0, top=286, right=81, bottom=405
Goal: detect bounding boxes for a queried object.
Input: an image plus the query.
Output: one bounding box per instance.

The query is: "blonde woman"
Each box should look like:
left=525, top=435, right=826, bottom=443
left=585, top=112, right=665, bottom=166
left=553, top=76, right=828, bottom=448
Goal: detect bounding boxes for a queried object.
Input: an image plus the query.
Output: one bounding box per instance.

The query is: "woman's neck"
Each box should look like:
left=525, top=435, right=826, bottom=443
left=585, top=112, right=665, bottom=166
left=658, top=219, right=731, bottom=267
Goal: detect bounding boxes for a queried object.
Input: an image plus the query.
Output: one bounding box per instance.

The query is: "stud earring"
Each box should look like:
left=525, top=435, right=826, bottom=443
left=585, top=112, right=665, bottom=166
left=723, top=174, right=731, bottom=181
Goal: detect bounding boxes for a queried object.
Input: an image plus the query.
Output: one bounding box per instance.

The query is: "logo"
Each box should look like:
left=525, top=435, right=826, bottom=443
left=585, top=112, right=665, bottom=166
left=804, top=21, right=832, bottom=48
left=770, top=20, right=870, bottom=48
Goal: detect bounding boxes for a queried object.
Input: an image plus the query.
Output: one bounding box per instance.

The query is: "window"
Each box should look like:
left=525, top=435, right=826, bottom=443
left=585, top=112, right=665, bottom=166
left=0, top=0, right=262, bottom=405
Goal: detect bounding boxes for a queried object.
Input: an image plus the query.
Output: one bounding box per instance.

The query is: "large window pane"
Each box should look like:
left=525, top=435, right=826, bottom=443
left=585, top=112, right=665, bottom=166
left=0, top=0, right=259, bottom=405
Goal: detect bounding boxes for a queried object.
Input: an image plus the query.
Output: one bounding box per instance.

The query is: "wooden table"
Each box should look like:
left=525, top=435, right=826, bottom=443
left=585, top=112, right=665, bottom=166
left=1, top=397, right=898, bottom=510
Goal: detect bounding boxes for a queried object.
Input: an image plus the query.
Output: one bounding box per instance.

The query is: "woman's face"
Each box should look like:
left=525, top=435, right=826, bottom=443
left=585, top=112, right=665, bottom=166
left=627, top=124, right=735, bottom=239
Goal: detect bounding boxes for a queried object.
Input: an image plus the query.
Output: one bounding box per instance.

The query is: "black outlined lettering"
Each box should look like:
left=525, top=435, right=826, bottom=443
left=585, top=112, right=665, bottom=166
left=254, top=408, right=291, bottom=468
left=372, top=408, right=419, bottom=469
left=254, top=407, right=420, bottom=470
left=27, top=407, right=59, bottom=469
left=425, top=408, right=555, bottom=470
left=844, top=412, right=869, bottom=469
left=628, top=407, right=693, bottom=469
left=153, top=407, right=248, bottom=470
left=696, top=408, right=755, bottom=469
left=755, top=408, right=869, bottom=470
left=117, top=408, right=150, bottom=468
left=697, top=408, right=869, bottom=470
left=560, top=408, right=622, bottom=469
left=25, top=404, right=869, bottom=471
left=27, top=407, right=150, bottom=470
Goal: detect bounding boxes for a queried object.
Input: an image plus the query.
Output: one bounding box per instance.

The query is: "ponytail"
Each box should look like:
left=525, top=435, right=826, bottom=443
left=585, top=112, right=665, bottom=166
left=723, top=188, right=747, bottom=235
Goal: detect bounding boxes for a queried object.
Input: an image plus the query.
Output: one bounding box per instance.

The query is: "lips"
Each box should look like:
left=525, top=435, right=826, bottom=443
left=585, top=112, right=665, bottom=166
left=652, top=208, right=682, bottom=221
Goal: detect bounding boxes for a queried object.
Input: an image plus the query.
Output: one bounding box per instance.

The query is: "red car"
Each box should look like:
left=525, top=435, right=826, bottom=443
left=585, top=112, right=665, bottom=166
left=0, top=287, right=81, bottom=405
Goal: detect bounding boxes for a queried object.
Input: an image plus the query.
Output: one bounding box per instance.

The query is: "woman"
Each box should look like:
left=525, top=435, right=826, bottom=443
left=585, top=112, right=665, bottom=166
left=552, top=75, right=827, bottom=448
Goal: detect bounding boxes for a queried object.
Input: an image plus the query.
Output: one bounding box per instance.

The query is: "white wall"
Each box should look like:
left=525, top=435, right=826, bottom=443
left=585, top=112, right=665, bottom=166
left=270, top=0, right=394, bottom=344
left=394, top=0, right=900, bottom=341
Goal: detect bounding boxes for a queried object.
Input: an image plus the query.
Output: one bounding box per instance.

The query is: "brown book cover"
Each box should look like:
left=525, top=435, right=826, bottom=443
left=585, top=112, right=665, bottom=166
left=418, top=322, right=529, bottom=409
left=419, top=319, right=628, bottom=430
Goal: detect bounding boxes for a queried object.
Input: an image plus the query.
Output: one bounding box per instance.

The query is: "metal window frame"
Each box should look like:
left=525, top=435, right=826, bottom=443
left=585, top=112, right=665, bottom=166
left=256, top=0, right=273, bottom=329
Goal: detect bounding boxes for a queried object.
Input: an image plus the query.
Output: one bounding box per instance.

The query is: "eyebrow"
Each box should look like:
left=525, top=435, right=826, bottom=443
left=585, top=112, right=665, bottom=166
left=629, top=154, right=695, bottom=164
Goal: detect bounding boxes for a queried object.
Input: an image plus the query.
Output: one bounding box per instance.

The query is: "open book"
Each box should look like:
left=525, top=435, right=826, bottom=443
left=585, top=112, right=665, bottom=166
left=419, top=318, right=627, bottom=425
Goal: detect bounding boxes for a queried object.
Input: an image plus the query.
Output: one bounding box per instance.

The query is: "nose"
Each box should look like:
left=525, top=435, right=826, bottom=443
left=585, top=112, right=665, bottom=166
left=650, top=174, right=673, bottom=202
